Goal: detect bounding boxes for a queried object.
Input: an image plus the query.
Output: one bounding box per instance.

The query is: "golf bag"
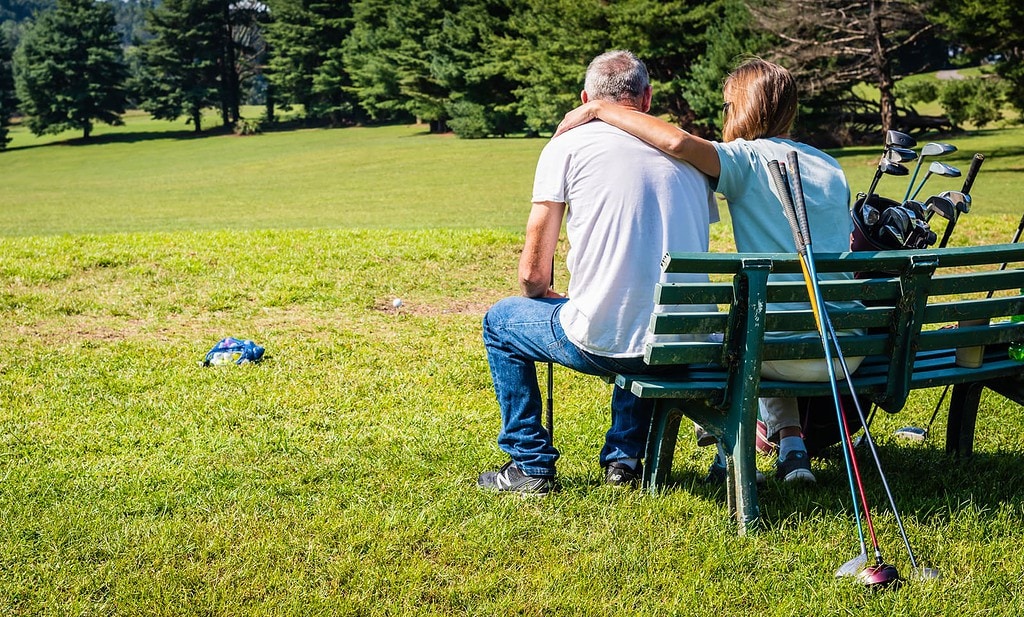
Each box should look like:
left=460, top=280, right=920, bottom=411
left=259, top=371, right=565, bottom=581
left=797, top=394, right=869, bottom=457
left=850, top=193, right=937, bottom=255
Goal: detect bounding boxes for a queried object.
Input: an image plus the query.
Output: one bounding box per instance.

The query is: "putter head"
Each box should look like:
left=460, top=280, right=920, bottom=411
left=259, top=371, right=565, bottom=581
left=921, top=141, right=957, bottom=157
left=909, top=566, right=942, bottom=581
left=894, top=426, right=928, bottom=441
left=929, top=160, right=961, bottom=178
left=886, top=130, right=917, bottom=149
left=857, top=563, right=901, bottom=589
left=885, top=146, right=917, bottom=163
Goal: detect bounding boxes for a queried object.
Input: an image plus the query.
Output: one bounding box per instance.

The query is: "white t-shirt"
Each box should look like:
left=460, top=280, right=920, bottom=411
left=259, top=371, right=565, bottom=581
left=533, top=121, right=718, bottom=358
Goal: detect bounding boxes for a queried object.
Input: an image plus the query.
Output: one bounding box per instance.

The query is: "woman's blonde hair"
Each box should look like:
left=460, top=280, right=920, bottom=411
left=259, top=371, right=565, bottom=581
left=721, top=58, right=797, bottom=142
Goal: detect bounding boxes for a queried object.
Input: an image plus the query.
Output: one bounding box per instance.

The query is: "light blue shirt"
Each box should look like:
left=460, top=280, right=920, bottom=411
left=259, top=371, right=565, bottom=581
left=713, top=137, right=858, bottom=330
left=713, top=137, right=852, bottom=255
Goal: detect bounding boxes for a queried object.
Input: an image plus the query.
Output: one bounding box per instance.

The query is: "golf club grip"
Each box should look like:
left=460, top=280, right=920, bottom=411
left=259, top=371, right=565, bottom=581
left=767, top=159, right=804, bottom=254
left=786, top=150, right=812, bottom=247
left=961, top=153, right=984, bottom=194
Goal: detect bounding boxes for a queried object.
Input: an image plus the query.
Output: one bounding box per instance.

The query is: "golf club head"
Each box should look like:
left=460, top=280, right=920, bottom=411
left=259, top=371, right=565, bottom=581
left=836, top=552, right=868, bottom=578
left=858, top=563, right=901, bottom=589
left=909, top=221, right=937, bottom=248
left=902, top=199, right=925, bottom=219
left=861, top=203, right=880, bottom=226
left=909, top=566, right=942, bottom=581
left=924, top=194, right=957, bottom=221
left=920, top=142, right=957, bottom=158
left=894, top=426, right=928, bottom=441
left=880, top=159, right=910, bottom=177
left=929, top=160, right=961, bottom=178
left=941, top=190, right=971, bottom=214
left=885, top=146, right=917, bottom=163
left=879, top=223, right=906, bottom=248
left=886, top=130, right=916, bottom=149
left=883, top=205, right=913, bottom=236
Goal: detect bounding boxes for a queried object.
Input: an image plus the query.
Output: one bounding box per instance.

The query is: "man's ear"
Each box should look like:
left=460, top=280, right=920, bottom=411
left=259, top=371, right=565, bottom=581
left=581, top=90, right=589, bottom=104
left=640, top=85, right=652, bottom=113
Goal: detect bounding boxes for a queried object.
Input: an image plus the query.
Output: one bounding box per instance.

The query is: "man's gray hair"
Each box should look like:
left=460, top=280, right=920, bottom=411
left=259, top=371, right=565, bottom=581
left=584, top=50, right=650, bottom=103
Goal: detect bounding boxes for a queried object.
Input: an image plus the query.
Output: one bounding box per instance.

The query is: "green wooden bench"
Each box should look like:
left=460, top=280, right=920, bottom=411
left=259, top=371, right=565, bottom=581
left=614, top=243, right=1024, bottom=534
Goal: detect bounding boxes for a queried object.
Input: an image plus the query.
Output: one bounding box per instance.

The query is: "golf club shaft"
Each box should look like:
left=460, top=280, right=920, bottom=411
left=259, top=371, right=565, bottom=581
left=787, top=150, right=906, bottom=566
left=770, top=155, right=869, bottom=553
left=904, top=158, right=925, bottom=202
left=938, top=217, right=957, bottom=249
left=961, top=153, right=984, bottom=195
left=929, top=211, right=1024, bottom=438
left=818, top=303, right=921, bottom=569
left=546, top=257, right=554, bottom=438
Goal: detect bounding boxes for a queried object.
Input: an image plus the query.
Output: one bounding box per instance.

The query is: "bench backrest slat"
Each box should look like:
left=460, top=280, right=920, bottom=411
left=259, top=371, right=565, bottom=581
left=646, top=244, right=1024, bottom=414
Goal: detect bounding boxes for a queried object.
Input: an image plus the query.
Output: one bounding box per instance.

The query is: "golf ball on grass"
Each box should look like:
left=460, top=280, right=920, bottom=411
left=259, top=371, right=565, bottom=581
left=392, top=298, right=403, bottom=308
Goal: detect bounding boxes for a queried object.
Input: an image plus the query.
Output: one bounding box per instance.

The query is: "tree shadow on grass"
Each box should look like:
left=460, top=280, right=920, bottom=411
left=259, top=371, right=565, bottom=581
left=6, top=126, right=229, bottom=151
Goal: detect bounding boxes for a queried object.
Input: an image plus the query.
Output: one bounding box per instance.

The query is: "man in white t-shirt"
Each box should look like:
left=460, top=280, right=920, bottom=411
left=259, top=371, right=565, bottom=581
left=477, top=50, right=718, bottom=495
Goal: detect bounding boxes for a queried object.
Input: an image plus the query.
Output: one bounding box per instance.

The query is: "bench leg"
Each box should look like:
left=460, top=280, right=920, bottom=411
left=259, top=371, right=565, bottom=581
left=724, top=407, right=761, bottom=535
left=643, top=398, right=761, bottom=535
left=947, top=382, right=984, bottom=457
left=643, top=399, right=682, bottom=493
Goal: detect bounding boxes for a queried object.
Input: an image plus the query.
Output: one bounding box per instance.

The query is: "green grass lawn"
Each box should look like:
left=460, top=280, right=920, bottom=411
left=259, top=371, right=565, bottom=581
left=2, top=114, right=1024, bottom=615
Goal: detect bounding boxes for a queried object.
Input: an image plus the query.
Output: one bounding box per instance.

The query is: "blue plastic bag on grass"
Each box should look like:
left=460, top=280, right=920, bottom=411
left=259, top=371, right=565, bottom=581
left=203, top=337, right=265, bottom=366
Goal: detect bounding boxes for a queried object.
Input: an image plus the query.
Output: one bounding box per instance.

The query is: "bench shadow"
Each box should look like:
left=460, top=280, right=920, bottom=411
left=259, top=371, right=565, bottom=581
left=658, top=443, right=1024, bottom=530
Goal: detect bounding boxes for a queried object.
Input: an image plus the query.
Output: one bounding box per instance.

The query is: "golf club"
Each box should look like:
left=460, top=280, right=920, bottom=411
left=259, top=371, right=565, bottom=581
left=865, top=159, right=909, bottom=199
left=935, top=153, right=985, bottom=248
left=770, top=154, right=890, bottom=587
left=941, top=190, right=970, bottom=216
left=546, top=257, right=554, bottom=438
left=885, top=130, right=917, bottom=150
left=782, top=150, right=941, bottom=584
left=900, top=208, right=1024, bottom=441
left=895, top=386, right=947, bottom=441
left=924, top=194, right=957, bottom=223
left=904, top=142, right=958, bottom=201
left=886, top=146, right=917, bottom=164
left=961, top=153, right=985, bottom=195
left=910, top=161, right=962, bottom=201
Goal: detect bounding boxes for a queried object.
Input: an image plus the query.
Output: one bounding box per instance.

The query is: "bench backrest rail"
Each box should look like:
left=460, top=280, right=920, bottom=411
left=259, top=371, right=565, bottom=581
left=645, top=243, right=1024, bottom=413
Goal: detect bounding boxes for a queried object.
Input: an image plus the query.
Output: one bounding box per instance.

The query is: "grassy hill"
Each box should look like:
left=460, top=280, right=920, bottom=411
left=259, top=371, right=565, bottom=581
left=2, top=112, right=1024, bottom=615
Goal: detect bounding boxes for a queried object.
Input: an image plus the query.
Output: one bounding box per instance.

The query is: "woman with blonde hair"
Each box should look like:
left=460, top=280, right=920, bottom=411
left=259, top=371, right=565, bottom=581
left=556, top=57, right=860, bottom=484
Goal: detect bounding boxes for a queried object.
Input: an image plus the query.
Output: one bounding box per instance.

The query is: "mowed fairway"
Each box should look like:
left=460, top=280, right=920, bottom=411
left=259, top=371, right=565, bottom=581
left=2, top=116, right=1024, bottom=615
left=0, top=113, right=542, bottom=236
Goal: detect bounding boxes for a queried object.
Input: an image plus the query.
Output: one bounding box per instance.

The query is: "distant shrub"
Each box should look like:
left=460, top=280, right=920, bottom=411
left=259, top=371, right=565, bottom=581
left=447, top=100, right=489, bottom=139
left=939, top=76, right=1007, bottom=129
left=235, top=117, right=263, bottom=136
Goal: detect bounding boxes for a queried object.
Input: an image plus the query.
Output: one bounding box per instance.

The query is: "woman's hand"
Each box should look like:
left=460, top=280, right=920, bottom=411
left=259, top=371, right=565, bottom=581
left=554, top=101, right=602, bottom=137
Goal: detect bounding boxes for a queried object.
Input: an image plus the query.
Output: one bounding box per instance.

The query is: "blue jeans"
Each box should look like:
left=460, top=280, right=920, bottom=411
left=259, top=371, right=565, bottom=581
left=482, top=296, right=657, bottom=477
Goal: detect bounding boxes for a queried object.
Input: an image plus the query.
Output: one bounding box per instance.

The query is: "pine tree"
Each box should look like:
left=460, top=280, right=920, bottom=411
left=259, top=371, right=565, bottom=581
left=0, top=27, right=16, bottom=150
left=136, top=0, right=227, bottom=132
left=264, top=0, right=362, bottom=126
left=13, top=0, right=128, bottom=139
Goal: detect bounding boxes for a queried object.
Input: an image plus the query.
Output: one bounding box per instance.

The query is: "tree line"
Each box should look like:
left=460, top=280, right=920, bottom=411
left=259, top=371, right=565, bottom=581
left=0, top=0, right=1021, bottom=152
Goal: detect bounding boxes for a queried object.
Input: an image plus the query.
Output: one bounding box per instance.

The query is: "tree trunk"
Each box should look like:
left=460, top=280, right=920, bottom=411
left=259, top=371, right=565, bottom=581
left=221, top=2, right=240, bottom=126
left=870, top=0, right=897, bottom=132
left=192, top=109, right=203, bottom=133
